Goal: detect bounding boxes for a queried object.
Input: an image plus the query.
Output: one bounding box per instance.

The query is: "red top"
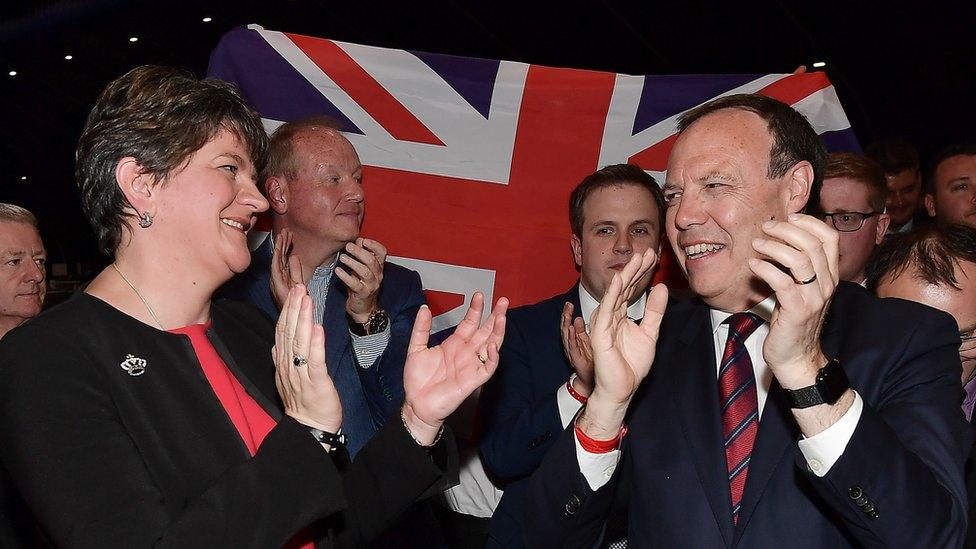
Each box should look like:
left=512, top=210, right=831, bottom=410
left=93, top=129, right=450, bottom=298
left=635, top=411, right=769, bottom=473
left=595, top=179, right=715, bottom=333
left=171, top=323, right=314, bottom=549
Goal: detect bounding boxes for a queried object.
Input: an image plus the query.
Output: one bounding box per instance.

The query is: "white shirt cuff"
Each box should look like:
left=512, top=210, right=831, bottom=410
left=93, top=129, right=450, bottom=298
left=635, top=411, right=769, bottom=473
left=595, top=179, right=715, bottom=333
left=350, top=324, right=392, bottom=369
left=797, top=390, right=864, bottom=477
left=574, top=429, right=621, bottom=491
left=556, top=376, right=586, bottom=428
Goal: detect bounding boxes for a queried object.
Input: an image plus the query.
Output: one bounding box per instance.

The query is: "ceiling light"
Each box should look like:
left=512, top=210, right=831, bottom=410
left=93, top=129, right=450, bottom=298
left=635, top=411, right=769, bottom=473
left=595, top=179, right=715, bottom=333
left=202, top=16, right=212, bottom=22
left=129, top=36, right=139, bottom=43
left=8, top=70, right=16, bottom=77
left=812, top=61, right=826, bottom=68
left=64, top=54, right=73, bottom=61
left=20, top=176, right=27, bottom=181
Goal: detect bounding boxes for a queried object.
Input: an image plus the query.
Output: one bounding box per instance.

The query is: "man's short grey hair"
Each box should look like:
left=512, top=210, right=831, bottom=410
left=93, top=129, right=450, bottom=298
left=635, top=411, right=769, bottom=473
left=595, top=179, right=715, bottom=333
left=0, top=203, right=38, bottom=227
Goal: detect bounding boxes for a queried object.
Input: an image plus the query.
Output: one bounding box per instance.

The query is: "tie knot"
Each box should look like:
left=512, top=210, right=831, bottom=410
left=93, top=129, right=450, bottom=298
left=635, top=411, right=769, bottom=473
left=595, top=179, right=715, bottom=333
left=725, top=312, right=763, bottom=340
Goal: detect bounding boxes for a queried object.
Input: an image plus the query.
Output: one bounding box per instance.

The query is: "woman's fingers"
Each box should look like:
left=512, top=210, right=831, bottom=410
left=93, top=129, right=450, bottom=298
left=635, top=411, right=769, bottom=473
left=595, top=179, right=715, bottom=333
left=292, top=295, right=314, bottom=381
left=306, top=324, right=330, bottom=385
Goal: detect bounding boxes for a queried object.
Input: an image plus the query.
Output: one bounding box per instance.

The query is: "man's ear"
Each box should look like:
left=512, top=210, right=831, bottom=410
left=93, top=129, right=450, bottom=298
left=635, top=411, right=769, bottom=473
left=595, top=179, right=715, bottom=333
left=875, top=213, right=891, bottom=244
left=266, top=176, right=289, bottom=215
left=784, top=160, right=814, bottom=214
left=924, top=193, right=937, bottom=218
left=570, top=234, right=583, bottom=268
left=115, top=157, right=155, bottom=216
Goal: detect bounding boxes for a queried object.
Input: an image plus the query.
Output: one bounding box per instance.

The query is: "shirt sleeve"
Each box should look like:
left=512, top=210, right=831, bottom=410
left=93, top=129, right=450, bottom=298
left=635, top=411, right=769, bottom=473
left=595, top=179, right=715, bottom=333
left=556, top=377, right=586, bottom=428
left=574, top=430, right=621, bottom=491
left=350, top=324, right=392, bottom=369
left=796, top=390, right=864, bottom=477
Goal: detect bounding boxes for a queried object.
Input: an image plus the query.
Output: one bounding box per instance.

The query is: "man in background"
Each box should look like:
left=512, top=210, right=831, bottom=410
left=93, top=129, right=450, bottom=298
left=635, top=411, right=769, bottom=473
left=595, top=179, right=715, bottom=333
left=924, top=143, right=976, bottom=229
left=814, top=152, right=890, bottom=285
left=478, top=164, right=664, bottom=548
left=0, top=202, right=46, bottom=547
left=868, top=223, right=976, bottom=546
left=220, top=118, right=437, bottom=547
left=866, top=138, right=925, bottom=234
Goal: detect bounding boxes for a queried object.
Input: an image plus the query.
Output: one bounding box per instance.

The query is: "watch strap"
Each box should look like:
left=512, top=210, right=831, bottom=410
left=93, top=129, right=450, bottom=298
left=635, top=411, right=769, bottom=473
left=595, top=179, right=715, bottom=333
left=785, top=358, right=848, bottom=409
left=301, top=423, right=346, bottom=452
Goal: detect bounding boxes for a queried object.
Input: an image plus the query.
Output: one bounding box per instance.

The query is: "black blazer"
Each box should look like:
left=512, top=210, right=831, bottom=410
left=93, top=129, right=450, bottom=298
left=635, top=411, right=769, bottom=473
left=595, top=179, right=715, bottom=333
left=0, top=293, right=456, bottom=548
left=478, top=285, right=582, bottom=547
left=525, top=282, right=971, bottom=548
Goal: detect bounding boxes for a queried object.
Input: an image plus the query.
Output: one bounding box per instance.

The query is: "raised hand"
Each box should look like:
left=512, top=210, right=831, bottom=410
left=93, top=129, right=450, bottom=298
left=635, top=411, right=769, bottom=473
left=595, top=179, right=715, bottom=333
left=589, top=249, right=667, bottom=404
left=748, top=214, right=839, bottom=389
left=561, top=302, right=594, bottom=396
left=335, top=237, right=387, bottom=323
left=580, top=249, right=668, bottom=440
left=273, top=285, right=342, bottom=434
left=270, top=228, right=304, bottom=310
left=401, top=293, right=509, bottom=445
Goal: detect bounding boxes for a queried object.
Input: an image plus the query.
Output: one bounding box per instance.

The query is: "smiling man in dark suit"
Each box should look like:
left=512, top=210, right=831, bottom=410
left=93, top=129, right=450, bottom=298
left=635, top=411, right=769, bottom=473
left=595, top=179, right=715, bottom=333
left=478, top=164, right=664, bottom=547
left=222, top=118, right=424, bottom=459
left=524, top=95, right=970, bottom=547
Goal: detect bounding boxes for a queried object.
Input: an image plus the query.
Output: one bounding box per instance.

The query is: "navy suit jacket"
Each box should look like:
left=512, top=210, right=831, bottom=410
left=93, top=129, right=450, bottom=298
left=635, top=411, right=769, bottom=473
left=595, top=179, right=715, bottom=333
left=219, top=237, right=425, bottom=456
left=525, top=282, right=971, bottom=548
left=479, top=285, right=582, bottom=547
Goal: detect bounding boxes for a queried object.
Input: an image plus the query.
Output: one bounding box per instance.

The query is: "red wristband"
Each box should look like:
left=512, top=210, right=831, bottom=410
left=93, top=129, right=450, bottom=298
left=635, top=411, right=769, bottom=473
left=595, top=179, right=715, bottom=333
left=574, top=422, right=627, bottom=454
left=566, top=378, right=588, bottom=405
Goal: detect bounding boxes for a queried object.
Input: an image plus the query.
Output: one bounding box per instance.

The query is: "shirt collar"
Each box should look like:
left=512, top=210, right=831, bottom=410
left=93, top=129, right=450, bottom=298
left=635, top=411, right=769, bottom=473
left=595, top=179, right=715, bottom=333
left=709, top=294, right=776, bottom=334
left=578, top=282, right=648, bottom=328
left=311, top=254, right=339, bottom=280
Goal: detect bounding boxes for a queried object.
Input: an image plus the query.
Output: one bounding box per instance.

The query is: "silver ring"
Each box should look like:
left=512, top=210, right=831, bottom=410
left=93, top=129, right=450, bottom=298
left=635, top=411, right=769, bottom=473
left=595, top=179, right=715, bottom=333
left=795, top=274, right=817, bottom=285
left=293, top=355, right=308, bottom=367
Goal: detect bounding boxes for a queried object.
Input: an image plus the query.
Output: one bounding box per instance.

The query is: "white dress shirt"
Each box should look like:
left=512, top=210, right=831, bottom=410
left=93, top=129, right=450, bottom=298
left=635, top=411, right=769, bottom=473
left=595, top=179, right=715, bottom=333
left=576, top=295, right=864, bottom=489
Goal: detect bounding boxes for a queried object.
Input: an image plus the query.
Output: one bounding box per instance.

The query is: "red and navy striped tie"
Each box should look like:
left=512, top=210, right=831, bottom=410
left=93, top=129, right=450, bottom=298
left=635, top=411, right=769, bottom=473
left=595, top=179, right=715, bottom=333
left=719, top=312, right=763, bottom=524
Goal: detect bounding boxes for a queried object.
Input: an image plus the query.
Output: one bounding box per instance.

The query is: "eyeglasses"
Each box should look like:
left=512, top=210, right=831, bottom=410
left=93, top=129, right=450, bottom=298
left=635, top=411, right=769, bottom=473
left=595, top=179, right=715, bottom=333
left=819, top=211, right=882, bottom=233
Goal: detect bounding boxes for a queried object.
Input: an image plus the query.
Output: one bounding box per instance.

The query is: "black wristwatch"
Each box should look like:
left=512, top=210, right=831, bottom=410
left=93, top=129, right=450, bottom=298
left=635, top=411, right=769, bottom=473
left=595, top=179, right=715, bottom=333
left=348, top=309, right=390, bottom=336
left=784, top=358, right=850, bottom=409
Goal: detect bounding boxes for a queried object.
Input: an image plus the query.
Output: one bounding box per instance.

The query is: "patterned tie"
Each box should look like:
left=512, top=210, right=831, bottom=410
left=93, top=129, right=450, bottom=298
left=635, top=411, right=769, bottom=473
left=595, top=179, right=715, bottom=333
left=719, top=312, right=764, bottom=524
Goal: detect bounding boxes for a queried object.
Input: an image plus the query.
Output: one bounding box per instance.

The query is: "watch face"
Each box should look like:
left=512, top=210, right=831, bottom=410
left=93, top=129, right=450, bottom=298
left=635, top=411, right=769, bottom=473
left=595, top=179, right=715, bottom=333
left=368, top=310, right=390, bottom=333
left=816, top=360, right=849, bottom=404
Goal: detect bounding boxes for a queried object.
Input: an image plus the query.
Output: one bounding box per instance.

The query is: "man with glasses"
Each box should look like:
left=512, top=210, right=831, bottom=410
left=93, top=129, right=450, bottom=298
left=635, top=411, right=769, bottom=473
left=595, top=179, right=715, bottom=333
left=815, top=152, right=890, bottom=285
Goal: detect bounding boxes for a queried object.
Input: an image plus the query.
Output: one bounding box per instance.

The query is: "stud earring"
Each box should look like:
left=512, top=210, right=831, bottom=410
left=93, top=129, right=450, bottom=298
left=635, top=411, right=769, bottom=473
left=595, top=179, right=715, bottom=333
left=138, top=211, right=153, bottom=228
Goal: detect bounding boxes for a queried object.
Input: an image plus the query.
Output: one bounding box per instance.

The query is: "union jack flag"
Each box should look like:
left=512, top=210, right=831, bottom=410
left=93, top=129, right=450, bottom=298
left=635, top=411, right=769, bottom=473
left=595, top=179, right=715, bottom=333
left=208, top=24, right=859, bottom=332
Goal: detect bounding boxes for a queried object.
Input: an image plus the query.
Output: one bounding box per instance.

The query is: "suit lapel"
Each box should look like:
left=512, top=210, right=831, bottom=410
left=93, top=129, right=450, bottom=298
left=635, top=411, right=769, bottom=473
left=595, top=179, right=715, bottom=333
left=325, top=272, right=351, bottom=377
left=732, top=378, right=795, bottom=544
left=672, top=300, right=736, bottom=548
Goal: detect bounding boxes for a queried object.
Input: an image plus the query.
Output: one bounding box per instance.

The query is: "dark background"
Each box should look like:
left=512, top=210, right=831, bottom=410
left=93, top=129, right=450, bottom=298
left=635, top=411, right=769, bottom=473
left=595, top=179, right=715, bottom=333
left=0, top=0, right=972, bottom=270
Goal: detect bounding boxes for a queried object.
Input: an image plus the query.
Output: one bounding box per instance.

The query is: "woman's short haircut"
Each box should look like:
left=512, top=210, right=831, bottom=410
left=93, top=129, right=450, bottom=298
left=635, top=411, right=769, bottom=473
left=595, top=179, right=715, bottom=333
left=75, top=65, right=268, bottom=256
left=0, top=203, right=38, bottom=228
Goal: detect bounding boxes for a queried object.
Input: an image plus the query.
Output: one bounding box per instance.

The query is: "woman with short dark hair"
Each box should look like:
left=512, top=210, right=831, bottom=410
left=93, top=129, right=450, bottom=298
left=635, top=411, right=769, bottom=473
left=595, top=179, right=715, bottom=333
left=0, top=65, right=507, bottom=548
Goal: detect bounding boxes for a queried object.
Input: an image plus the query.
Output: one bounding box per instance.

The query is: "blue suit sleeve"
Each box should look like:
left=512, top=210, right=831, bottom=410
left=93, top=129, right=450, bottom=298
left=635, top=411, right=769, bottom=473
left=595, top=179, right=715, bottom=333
left=355, top=267, right=425, bottom=427
left=523, top=423, right=627, bottom=548
left=479, top=317, right=566, bottom=481
left=801, top=311, right=971, bottom=547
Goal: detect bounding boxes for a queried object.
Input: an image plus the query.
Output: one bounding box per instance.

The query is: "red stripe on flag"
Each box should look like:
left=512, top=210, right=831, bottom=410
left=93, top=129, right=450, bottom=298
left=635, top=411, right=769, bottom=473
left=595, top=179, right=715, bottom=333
left=628, top=133, right=678, bottom=172
left=755, top=72, right=831, bottom=105
left=286, top=34, right=445, bottom=146
left=424, top=289, right=466, bottom=317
